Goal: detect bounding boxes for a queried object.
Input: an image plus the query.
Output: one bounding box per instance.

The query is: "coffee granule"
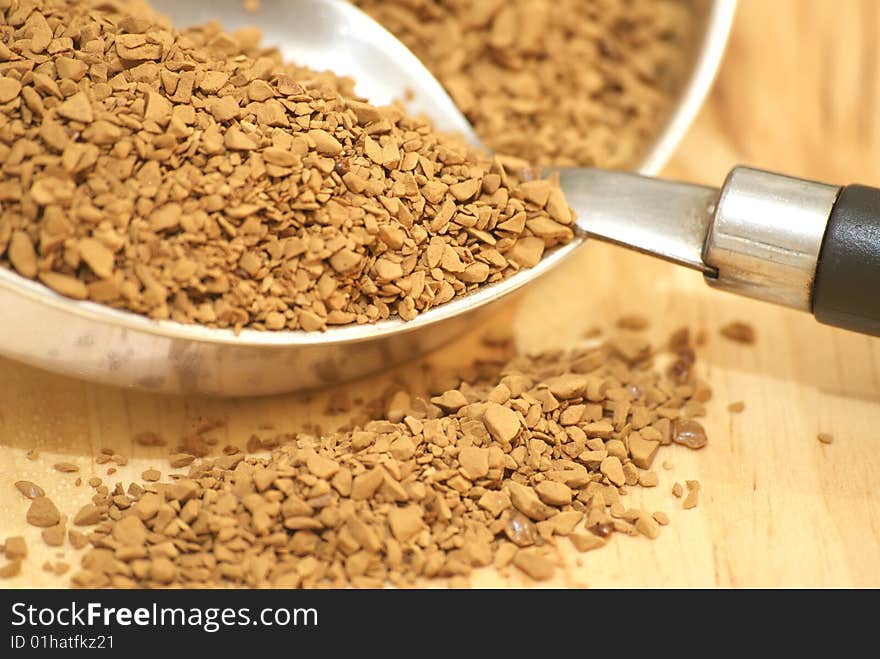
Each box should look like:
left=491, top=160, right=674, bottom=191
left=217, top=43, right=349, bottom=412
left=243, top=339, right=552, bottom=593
left=41, top=521, right=66, bottom=547
left=4, top=536, right=27, bottom=560
left=134, top=432, right=166, bottom=447
left=683, top=480, right=700, bottom=510
left=617, top=315, right=650, bottom=331
left=727, top=401, right=745, bottom=414
left=720, top=322, right=757, bottom=345
left=14, top=334, right=711, bottom=588
left=0, top=0, right=573, bottom=332
left=26, top=496, right=61, bottom=527
left=672, top=419, right=708, bottom=450
left=141, top=468, right=161, bottom=482
left=14, top=480, right=45, bottom=499
left=817, top=433, right=833, bottom=445
left=355, top=0, right=696, bottom=168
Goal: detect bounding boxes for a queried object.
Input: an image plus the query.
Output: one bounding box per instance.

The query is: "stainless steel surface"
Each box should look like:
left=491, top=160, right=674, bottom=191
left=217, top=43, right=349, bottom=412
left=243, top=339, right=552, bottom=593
left=703, top=167, right=840, bottom=310
left=557, top=169, right=719, bottom=273
left=0, top=0, right=735, bottom=395
left=150, top=0, right=480, bottom=144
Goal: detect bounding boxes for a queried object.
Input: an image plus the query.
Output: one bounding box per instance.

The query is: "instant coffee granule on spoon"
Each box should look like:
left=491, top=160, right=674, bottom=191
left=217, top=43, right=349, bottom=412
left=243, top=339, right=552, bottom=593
left=9, top=331, right=711, bottom=588
left=0, top=0, right=573, bottom=332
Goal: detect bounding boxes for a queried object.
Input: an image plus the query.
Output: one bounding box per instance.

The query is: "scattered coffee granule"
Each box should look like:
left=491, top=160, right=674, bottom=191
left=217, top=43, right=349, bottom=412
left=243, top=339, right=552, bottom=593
left=142, top=468, right=161, bottom=482
left=0, top=0, right=573, bottom=331
left=168, top=453, right=196, bottom=469
left=513, top=549, right=555, bottom=581
left=672, top=419, right=708, bottom=450
left=73, top=504, right=102, bottom=527
left=638, top=471, right=659, bottom=487
left=37, top=334, right=712, bottom=589
left=818, top=433, right=834, bottom=445
left=720, top=322, right=757, bottom=345
left=652, top=511, right=670, bottom=526
left=617, top=315, right=649, bottom=331
left=635, top=513, right=660, bottom=539
left=68, top=530, right=88, bottom=550
left=134, top=432, right=166, bottom=447
left=53, top=462, right=80, bottom=473
left=14, top=480, right=45, bottom=499
left=355, top=0, right=696, bottom=167
left=683, top=480, right=700, bottom=510
left=42, top=521, right=66, bottom=548
left=727, top=401, right=745, bottom=414
left=0, top=561, right=22, bottom=579
left=4, top=536, right=27, bottom=560
left=26, top=496, right=61, bottom=527
left=43, top=561, right=70, bottom=576
left=672, top=482, right=683, bottom=498
left=25, top=449, right=38, bottom=461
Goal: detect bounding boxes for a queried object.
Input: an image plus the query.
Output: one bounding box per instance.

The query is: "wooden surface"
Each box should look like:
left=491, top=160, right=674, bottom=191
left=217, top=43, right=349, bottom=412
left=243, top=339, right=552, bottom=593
left=3, top=0, right=880, bottom=588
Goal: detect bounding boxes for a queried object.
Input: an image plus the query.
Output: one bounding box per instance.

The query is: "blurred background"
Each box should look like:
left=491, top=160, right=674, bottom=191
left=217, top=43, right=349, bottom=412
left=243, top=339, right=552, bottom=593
left=667, top=0, right=880, bottom=186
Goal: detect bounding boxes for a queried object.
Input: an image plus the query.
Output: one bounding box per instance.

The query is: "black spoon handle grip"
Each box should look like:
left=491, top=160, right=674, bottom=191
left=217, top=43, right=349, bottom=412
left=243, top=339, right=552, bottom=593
left=812, top=185, right=880, bottom=336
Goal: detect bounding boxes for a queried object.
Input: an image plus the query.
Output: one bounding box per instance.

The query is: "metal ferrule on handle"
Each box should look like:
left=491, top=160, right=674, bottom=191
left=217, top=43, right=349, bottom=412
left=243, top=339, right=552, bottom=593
left=703, top=167, right=840, bottom=311
left=704, top=167, right=880, bottom=336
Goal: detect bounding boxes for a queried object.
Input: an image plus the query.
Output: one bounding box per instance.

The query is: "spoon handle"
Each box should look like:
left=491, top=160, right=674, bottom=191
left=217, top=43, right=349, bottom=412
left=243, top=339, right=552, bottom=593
left=704, top=167, right=880, bottom=336
left=809, top=185, right=880, bottom=335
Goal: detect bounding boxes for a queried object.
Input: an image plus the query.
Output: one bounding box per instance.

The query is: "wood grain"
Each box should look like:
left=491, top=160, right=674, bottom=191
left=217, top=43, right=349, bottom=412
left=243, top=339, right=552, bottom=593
left=2, top=0, right=880, bottom=587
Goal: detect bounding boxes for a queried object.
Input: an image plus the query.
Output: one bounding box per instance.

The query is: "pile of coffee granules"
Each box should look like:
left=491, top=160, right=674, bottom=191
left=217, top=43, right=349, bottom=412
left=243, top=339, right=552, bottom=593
left=354, top=0, right=696, bottom=168
left=0, top=0, right=573, bottom=331
left=5, top=329, right=710, bottom=587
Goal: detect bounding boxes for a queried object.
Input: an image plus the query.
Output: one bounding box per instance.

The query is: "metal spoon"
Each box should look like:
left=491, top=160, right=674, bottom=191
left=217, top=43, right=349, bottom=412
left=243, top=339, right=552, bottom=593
left=1, top=0, right=874, bottom=397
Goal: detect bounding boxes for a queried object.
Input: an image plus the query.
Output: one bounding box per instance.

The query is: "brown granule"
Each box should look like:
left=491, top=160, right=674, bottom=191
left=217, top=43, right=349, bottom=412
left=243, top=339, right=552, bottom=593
left=73, top=504, right=102, bottom=527
left=26, top=496, right=61, bottom=527
left=720, top=322, right=757, bottom=345
left=727, top=401, right=745, bottom=414
left=141, top=468, right=161, bottom=482
left=818, top=433, right=834, bottom=445
left=355, top=0, right=696, bottom=168
left=672, top=419, right=708, bottom=450
left=14, top=480, right=45, bottom=499
left=41, top=521, right=66, bottom=547
left=683, top=480, right=700, bottom=509
left=168, top=454, right=196, bottom=469
left=0, top=561, right=22, bottom=579
left=635, top=513, right=660, bottom=539
left=53, top=462, right=80, bottom=473
left=652, top=511, right=669, bottom=526
left=617, top=315, right=650, bottom=331
left=4, top=536, right=27, bottom=560
left=0, top=0, right=573, bottom=332
left=134, top=432, right=166, bottom=447
left=68, top=530, right=88, bottom=550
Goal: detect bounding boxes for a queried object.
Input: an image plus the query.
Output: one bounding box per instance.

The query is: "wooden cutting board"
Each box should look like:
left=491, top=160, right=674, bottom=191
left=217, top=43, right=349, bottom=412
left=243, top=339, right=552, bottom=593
left=2, top=0, right=879, bottom=588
